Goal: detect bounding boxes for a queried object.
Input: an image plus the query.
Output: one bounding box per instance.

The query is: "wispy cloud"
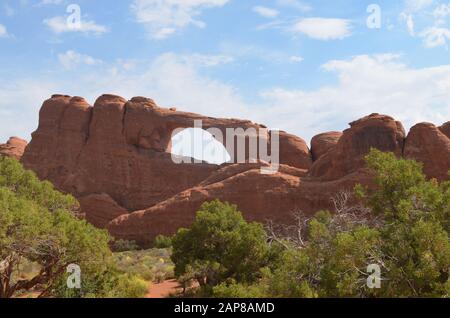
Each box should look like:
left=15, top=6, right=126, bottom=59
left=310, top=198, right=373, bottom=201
left=182, top=54, right=234, bottom=67
left=253, top=6, right=279, bottom=19
left=404, top=0, right=434, bottom=12
left=291, top=18, right=352, bottom=40
left=400, top=0, right=450, bottom=48
left=1, top=53, right=449, bottom=145
left=261, top=54, right=450, bottom=141
left=38, top=0, right=64, bottom=5
left=433, top=3, right=450, bottom=18
left=0, top=24, right=9, bottom=38
left=420, top=26, right=450, bottom=47
left=130, top=0, right=229, bottom=40
left=58, top=50, right=103, bottom=70
left=44, top=16, right=108, bottom=35
left=289, top=56, right=304, bottom=63
left=406, top=14, right=416, bottom=36
left=276, top=0, right=311, bottom=12
left=218, top=41, right=298, bottom=64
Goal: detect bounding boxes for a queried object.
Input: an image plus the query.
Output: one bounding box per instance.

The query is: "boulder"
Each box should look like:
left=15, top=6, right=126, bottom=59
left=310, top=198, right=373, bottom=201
left=404, top=122, right=450, bottom=181
left=0, top=137, right=28, bottom=160
left=78, top=193, right=129, bottom=228
left=439, top=121, right=450, bottom=139
left=278, top=131, right=312, bottom=170
left=311, top=132, right=342, bottom=161
left=309, top=114, right=406, bottom=181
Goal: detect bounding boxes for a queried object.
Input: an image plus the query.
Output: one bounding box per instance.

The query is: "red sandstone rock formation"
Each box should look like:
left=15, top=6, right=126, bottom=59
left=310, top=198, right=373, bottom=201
left=404, top=122, right=450, bottom=181
left=78, top=193, right=129, bottom=228
left=308, top=114, right=406, bottom=181
left=279, top=132, right=312, bottom=170
left=15, top=95, right=449, bottom=247
left=439, top=122, right=450, bottom=139
left=0, top=137, right=28, bottom=160
left=23, top=95, right=226, bottom=211
left=310, top=132, right=342, bottom=161
left=107, top=165, right=371, bottom=246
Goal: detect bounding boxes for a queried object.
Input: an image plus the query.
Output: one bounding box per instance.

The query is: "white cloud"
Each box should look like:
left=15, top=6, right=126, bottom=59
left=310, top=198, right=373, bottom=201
left=253, top=6, right=279, bottom=19
left=0, top=52, right=251, bottom=142
left=1, top=54, right=449, bottom=147
left=401, top=13, right=416, bottom=36
left=419, top=26, right=450, bottom=47
left=260, top=54, right=450, bottom=141
left=38, top=0, right=64, bottom=5
left=0, top=24, right=8, bottom=38
left=0, top=78, right=60, bottom=142
left=405, top=0, right=434, bottom=12
left=289, top=55, right=304, bottom=63
left=400, top=0, right=433, bottom=36
left=416, top=2, right=450, bottom=48
left=130, top=0, right=229, bottom=39
left=183, top=54, right=234, bottom=67
left=433, top=3, right=450, bottom=18
left=44, top=16, right=108, bottom=35
left=291, top=18, right=352, bottom=40
left=276, top=0, right=311, bottom=12
left=58, top=50, right=103, bottom=70
left=116, top=53, right=249, bottom=117
left=400, top=1, right=450, bottom=48
left=218, top=41, right=298, bottom=64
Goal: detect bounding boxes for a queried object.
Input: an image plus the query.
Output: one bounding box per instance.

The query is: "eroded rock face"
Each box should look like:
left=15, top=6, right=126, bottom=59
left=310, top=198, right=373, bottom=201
left=404, top=122, right=450, bottom=181
left=0, top=137, right=28, bottom=160
left=309, top=114, right=406, bottom=181
left=21, top=94, right=309, bottom=215
left=311, top=132, right=342, bottom=161
left=21, top=95, right=225, bottom=212
left=107, top=166, right=372, bottom=246
left=279, top=132, right=312, bottom=170
left=123, top=96, right=267, bottom=156
left=19, top=95, right=449, bottom=247
left=78, top=193, right=129, bottom=228
left=440, top=122, right=450, bottom=139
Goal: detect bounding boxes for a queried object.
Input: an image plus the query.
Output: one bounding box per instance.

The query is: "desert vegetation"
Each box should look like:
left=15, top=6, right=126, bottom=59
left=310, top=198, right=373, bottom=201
left=114, top=248, right=174, bottom=283
left=0, top=156, right=148, bottom=298
left=1, top=149, right=449, bottom=298
left=170, top=149, right=450, bottom=298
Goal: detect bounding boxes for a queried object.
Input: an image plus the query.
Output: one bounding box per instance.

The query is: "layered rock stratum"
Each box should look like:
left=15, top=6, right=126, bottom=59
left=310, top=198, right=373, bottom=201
left=1, top=94, right=448, bottom=247
left=0, top=137, right=27, bottom=160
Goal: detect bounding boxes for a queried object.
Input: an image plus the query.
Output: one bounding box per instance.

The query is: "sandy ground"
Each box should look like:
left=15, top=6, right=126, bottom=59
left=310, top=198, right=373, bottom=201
left=146, top=279, right=182, bottom=298
left=15, top=291, right=41, bottom=298
left=15, top=279, right=188, bottom=299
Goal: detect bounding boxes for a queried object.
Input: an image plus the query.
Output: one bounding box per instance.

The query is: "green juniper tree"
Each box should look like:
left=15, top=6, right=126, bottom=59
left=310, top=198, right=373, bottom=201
left=213, top=149, right=450, bottom=298
left=171, top=200, right=271, bottom=294
left=0, top=157, right=147, bottom=298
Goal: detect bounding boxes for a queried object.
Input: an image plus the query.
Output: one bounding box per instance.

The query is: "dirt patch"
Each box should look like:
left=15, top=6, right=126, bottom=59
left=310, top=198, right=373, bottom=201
left=15, top=291, right=42, bottom=298
left=146, top=279, right=182, bottom=298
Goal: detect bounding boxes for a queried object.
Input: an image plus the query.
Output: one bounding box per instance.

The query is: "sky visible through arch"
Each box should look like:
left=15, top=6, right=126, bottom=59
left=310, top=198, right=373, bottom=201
left=172, top=128, right=231, bottom=164
left=0, top=0, right=449, bottom=153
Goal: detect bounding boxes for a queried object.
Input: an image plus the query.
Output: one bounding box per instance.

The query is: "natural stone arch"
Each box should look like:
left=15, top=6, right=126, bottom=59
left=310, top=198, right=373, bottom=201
left=122, top=96, right=269, bottom=163
left=170, top=127, right=231, bottom=164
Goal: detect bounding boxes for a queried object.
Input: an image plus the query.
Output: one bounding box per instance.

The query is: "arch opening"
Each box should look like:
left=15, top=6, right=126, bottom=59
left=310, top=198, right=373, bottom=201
left=171, top=128, right=231, bottom=165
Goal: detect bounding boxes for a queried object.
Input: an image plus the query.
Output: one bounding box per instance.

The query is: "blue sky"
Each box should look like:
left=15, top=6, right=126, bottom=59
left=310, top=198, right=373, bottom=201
left=0, top=0, right=449, bottom=149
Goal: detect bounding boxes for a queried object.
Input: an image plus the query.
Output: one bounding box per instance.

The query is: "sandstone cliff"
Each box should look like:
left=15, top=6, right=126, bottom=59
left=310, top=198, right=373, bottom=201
left=8, top=94, right=448, bottom=246
left=0, top=137, right=28, bottom=160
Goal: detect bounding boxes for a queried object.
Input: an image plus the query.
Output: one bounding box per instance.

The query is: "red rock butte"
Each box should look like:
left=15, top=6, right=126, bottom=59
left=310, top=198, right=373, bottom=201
left=1, top=94, right=449, bottom=247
